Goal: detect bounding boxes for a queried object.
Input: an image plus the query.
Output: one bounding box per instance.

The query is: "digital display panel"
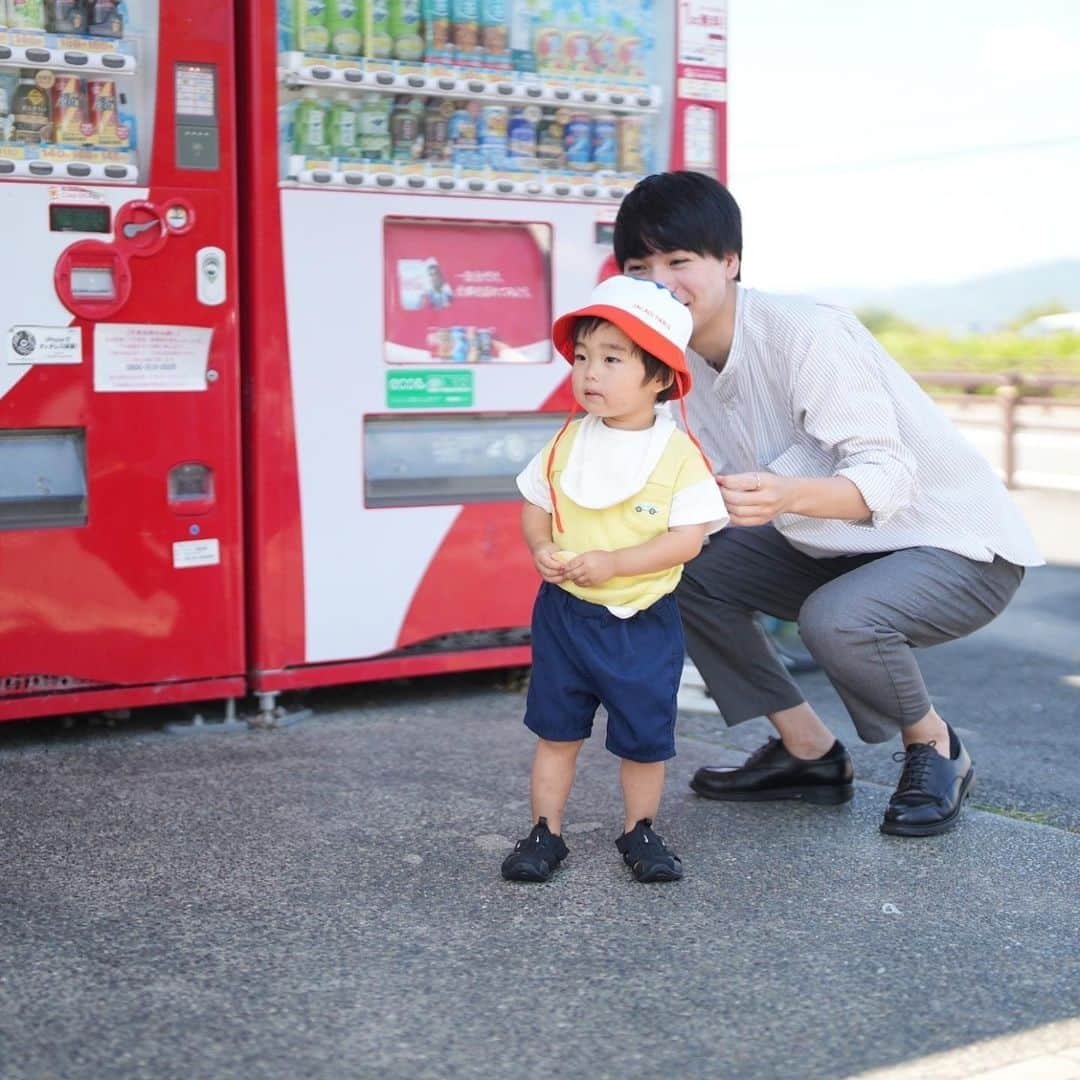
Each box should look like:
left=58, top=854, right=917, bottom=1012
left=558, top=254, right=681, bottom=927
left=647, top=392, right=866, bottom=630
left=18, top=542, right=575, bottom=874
left=175, top=62, right=218, bottom=122
left=49, top=205, right=112, bottom=234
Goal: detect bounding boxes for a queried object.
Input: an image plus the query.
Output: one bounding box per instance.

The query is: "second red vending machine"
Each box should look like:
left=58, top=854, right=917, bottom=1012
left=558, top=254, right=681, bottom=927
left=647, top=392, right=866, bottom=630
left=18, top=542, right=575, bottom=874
left=0, top=1, right=245, bottom=721
left=241, top=0, right=727, bottom=699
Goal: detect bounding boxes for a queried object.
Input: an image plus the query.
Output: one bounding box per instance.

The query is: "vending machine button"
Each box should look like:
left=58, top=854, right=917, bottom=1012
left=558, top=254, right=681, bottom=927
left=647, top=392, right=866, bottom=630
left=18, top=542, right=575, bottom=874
left=525, top=181, right=542, bottom=195
left=344, top=69, right=363, bottom=82
left=525, top=85, right=542, bottom=97
left=496, top=82, right=513, bottom=95
left=102, top=54, right=126, bottom=69
left=312, top=170, right=332, bottom=183
left=63, top=52, right=90, bottom=65
left=0, top=162, right=14, bottom=175
left=104, top=165, right=129, bottom=179
left=608, top=187, right=626, bottom=200
left=553, top=88, right=570, bottom=100
left=609, top=93, right=625, bottom=105
left=375, top=72, right=394, bottom=85
left=582, top=185, right=598, bottom=198
left=29, top=162, right=54, bottom=177
left=407, top=75, right=425, bottom=88
left=581, top=90, right=598, bottom=103
left=437, top=176, right=456, bottom=191
left=467, top=179, right=486, bottom=192
left=437, top=78, right=456, bottom=91
left=375, top=174, right=395, bottom=187
left=553, top=183, right=570, bottom=196
left=406, top=175, right=426, bottom=189
left=26, top=48, right=52, bottom=63
left=467, top=80, right=485, bottom=93
left=0, top=46, right=11, bottom=60
left=344, top=173, right=365, bottom=186
left=496, top=180, right=514, bottom=194
left=67, top=164, right=92, bottom=178
left=636, top=94, right=653, bottom=107
left=312, top=66, right=332, bottom=80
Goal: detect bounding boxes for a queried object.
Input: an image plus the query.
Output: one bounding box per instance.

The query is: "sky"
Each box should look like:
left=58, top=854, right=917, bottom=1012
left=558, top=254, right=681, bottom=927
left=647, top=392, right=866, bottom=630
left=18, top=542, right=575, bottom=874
left=724, top=0, right=1080, bottom=292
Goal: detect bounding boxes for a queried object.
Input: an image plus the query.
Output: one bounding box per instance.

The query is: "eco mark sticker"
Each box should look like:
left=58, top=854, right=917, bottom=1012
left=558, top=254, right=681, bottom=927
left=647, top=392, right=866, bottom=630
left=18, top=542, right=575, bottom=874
left=386, top=369, right=474, bottom=409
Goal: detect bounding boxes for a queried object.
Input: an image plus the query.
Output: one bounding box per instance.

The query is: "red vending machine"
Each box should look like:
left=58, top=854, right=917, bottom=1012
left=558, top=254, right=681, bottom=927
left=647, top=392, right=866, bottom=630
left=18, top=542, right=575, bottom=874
left=241, top=0, right=727, bottom=701
left=0, top=3, right=244, bottom=721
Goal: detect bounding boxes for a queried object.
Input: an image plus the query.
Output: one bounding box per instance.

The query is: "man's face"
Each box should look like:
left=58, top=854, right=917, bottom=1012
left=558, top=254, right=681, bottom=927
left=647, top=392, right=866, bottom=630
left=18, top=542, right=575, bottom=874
left=621, top=249, right=739, bottom=344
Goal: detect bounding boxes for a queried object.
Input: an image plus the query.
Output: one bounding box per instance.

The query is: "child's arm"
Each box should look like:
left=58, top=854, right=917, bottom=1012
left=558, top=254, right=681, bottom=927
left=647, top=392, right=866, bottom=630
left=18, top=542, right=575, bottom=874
left=562, top=524, right=708, bottom=589
left=522, top=501, right=568, bottom=583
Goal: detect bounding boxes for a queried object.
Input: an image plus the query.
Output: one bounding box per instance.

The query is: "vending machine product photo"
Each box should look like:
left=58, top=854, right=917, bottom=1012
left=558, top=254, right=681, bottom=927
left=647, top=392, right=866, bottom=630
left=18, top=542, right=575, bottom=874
left=0, top=1, right=245, bottom=720
left=240, top=0, right=728, bottom=699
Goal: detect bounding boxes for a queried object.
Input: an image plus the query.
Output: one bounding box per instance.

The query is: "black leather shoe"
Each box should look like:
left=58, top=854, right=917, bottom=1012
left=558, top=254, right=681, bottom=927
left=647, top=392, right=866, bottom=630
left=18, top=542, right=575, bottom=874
left=880, top=727, right=974, bottom=837
left=690, top=737, right=854, bottom=804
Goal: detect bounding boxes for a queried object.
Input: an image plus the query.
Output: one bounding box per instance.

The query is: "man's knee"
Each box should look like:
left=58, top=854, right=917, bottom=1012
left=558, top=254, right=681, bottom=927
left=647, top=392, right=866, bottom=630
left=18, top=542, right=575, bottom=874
left=798, top=589, right=887, bottom=663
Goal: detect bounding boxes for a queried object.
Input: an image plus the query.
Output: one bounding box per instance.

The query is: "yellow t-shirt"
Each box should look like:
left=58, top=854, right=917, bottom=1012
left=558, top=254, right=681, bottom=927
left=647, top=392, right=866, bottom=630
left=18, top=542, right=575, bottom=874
left=544, top=420, right=717, bottom=613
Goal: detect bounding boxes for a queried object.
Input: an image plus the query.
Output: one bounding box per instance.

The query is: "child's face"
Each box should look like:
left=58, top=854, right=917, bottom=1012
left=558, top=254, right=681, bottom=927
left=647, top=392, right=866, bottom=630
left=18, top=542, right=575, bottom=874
left=571, top=321, right=670, bottom=430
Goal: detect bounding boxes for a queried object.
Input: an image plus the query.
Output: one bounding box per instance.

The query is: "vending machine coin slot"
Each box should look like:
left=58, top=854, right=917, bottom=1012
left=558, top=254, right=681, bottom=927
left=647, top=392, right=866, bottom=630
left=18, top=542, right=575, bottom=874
left=55, top=239, right=132, bottom=319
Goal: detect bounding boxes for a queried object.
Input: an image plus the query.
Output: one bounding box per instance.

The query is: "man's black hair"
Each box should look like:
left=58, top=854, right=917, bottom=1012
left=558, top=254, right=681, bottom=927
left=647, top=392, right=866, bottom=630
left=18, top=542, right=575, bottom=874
left=573, top=315, right=676, bottom=402
left=613, top=171, right=742, bottom=281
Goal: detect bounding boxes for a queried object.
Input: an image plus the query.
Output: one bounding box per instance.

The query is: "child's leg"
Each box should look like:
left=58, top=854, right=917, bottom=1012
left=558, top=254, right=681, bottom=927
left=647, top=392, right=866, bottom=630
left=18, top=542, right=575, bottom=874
left=531, top=738, right=585, bottom=834
left=620, top=758, right=666, bottom=833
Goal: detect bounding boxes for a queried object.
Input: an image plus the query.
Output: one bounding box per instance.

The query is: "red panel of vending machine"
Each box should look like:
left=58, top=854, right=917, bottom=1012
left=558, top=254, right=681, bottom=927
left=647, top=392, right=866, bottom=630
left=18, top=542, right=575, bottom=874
left=240, top=0, right=726, bottom=696
left=0, top=1, right=244, bottom=720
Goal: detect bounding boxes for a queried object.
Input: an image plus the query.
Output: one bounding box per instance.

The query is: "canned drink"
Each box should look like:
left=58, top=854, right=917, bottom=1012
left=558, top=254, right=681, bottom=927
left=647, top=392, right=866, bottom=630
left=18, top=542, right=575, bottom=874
left=422, top=97, right=451, bottom=162
left=52, top=76, right=87, bottom=145
left=390, top=95, right=423, bottom=161
left=536, top=107, right=565, bottom=170
left=7, top=0, right=47, bottom=28
left=88, top=78, right=122, bottom=146
left=506, top=105, right=538, bottom=169
left=47, top=0, right=90, bottom=33
left=449, top=326, right=470, bottom=364
left=618, top=113, right=645, bottom=173
left=478, top=103, right=507, bottom=168
left=479, top=0, right=509, bottom=67
left=423, top=0, right=452, bottom=61
left=88, top=0, right=123, bottom=36
left=563, top=112, right=592, bottom=171
left=450, top=0, right=481, bottom=64
left=591, top=110, right=617, bottom=171
left=476, top=327, right=495, bottom=362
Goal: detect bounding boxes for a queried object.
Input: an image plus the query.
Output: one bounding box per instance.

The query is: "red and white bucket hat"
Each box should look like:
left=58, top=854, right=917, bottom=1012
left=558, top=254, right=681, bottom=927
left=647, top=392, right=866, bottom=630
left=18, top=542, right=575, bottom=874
left=551, top=274, right=695, bottom=399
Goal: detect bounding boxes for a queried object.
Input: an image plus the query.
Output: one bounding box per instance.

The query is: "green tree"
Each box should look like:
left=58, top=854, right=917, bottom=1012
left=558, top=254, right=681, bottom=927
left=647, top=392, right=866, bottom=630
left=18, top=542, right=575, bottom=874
left=855, top=306, right=920, bottom=335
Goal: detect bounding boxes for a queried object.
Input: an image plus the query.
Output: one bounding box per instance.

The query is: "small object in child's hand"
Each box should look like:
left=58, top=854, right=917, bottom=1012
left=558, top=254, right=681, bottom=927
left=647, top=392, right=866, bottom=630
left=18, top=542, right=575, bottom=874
left=553, top=550, right=578, bottom=563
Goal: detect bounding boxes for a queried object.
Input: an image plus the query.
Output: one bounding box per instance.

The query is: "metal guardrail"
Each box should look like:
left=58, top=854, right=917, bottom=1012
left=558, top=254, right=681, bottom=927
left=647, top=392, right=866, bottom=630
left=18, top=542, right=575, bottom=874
left=912, top=371, right=1080, bottom=488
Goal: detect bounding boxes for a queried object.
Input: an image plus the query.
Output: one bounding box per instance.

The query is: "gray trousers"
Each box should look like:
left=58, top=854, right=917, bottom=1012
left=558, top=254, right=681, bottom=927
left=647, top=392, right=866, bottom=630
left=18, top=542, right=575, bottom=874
left=676, top=525, right=1025, bottom=743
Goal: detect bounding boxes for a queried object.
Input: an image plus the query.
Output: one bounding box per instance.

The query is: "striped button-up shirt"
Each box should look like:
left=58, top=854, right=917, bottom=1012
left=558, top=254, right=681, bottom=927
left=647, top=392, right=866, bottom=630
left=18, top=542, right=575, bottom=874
left=681, top=286, right=1043, bottom=566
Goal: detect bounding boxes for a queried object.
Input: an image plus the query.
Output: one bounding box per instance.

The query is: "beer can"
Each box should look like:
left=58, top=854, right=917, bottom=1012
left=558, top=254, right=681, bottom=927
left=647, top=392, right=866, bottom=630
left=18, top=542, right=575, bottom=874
left=88, top=79, right=121, bottom=146
left=52, top=75, right=87, bottom=145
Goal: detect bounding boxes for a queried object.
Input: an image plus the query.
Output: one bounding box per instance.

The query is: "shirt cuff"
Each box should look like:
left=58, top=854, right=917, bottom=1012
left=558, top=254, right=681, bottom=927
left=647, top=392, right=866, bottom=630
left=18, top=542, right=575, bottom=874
left=835, top=462, right=912, bottom=527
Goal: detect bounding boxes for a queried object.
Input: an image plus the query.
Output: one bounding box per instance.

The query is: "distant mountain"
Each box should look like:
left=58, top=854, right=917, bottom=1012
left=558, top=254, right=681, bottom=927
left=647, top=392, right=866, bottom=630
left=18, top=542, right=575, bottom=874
left=816, top=259, right=1080, bottom=333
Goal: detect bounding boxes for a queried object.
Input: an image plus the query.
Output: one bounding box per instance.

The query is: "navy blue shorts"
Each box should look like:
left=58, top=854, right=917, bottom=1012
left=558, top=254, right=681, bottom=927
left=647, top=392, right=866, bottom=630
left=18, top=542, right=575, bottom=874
left=524, top=582, right=685, bottom=763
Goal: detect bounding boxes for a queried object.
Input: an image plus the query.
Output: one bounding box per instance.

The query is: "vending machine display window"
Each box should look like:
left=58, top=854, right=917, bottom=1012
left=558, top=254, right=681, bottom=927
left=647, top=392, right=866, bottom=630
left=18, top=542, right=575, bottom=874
left=276, top=1, right=675, bottom=201
left=364, top=411, right=566, bottom=508
left=384, top=216, right=552, bottom=365
left=0, top=0, right=160, bottom=184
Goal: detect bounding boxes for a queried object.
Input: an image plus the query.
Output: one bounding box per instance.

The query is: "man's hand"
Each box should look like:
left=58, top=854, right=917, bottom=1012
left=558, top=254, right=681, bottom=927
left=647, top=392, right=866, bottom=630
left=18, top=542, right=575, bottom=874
left=718, top=471, right=794, bottom=527
left=531, top=542, right=568, bottom=583
left=562, top=549, right=618, bottom=588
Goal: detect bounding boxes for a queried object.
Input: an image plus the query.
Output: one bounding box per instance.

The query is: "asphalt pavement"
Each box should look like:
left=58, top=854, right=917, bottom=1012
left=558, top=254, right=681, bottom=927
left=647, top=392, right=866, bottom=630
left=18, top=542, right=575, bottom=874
left=1, top=489, right=1078, bottom=1079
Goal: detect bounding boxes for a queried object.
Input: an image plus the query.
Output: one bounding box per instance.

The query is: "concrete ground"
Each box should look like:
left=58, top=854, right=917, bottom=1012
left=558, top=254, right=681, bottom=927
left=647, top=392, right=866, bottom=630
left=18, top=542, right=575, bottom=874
left=1, top=488, right=1078, bottom=1079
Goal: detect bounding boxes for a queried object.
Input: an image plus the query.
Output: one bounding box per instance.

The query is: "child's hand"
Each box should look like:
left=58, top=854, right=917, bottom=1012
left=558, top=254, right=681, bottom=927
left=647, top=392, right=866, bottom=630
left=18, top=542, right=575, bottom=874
left=562, top=549, right=617, bottom=588
left=532, top=543, right=568, bottom=582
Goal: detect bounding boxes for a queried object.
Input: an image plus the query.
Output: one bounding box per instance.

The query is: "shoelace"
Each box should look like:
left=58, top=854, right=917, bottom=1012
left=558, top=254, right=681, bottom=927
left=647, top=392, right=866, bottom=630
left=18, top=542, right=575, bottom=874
left=743, top=737, right=782, bottom=768
left=891, top=742, right=938, bottom=798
